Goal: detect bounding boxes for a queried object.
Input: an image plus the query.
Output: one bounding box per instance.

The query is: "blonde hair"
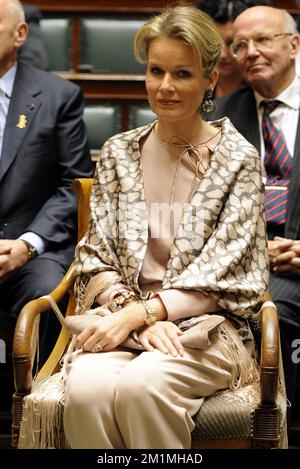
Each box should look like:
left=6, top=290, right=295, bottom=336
left=134, top=5, right=222, bottom=77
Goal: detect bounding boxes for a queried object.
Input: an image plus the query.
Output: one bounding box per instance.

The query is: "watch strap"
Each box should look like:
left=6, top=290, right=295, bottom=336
left=140, top=300, right=157, bottom=326
left=22, top=240, right=38, bottom=260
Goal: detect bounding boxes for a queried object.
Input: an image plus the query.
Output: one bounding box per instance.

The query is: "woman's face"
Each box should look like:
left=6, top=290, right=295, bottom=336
left=146, top=37, right=216, bottom=124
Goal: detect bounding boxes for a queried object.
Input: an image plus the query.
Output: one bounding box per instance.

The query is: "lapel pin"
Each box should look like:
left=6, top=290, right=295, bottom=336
left=27, top=103, right=35, bottom=111
left=16, top=114, right=27, bottom=129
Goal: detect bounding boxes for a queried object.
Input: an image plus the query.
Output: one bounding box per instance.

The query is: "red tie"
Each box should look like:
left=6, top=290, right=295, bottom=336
left=262, top=100, right=293, bottom=225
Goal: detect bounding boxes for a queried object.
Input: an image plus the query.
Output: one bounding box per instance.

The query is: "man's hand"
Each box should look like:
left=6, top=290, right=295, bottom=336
left=0, top=240, right=29, bottom=281
left=268, top=236, right=300, bottom=275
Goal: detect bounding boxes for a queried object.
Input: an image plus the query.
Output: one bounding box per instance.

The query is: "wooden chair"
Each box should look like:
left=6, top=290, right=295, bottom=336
left=12, top=178, right=287, bottom=449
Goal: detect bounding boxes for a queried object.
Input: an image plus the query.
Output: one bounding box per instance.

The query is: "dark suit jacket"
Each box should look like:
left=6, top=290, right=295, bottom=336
left=0, top=62, right=93, bottom=268
left=210, top=85, right=300, bottom=239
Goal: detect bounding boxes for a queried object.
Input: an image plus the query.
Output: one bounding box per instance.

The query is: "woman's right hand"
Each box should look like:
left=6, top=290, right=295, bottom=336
left=75, top=301, right=146, bottom=353
left=139, top=321, right=184, bottom=357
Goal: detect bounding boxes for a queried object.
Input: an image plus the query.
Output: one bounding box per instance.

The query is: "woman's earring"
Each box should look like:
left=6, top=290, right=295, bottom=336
left=201, top=90, right=216, bottom=114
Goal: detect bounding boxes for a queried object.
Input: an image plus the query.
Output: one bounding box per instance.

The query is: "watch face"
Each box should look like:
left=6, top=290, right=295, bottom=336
left=28, top=247, right=36, bottom=259
left=145, top=315, right=156, bottom=326
left=23, top=241, right=37, bottom=259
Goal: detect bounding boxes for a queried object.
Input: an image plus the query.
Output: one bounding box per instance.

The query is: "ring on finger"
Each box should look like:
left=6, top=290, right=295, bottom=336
left=95, top=342, right=103, bottom=352
left=150, top=335, right=158, bottom=342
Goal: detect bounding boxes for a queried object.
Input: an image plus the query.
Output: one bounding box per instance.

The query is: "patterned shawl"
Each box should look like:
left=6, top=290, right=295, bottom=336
left=74, top=117, right=269, bottom=320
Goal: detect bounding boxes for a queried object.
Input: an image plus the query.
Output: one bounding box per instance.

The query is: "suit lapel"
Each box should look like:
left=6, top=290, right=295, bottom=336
left=238, top=90, right=260, bottom=152
left=0, top=64, right=41, bottom=182
left=286, top=116, right=300, bottom=237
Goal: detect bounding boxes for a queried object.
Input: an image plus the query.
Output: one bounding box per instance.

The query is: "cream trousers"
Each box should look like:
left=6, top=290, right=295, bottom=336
left=63, top=342, right=234, bottom=449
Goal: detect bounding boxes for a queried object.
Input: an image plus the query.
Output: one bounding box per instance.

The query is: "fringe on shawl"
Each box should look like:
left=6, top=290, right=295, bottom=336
left=212, top=319, right=260, bottom=390
left=18, top=372, right=69, bottom=449
left=75, top=271, right=122, bottom=313
left=18, top=337, right=77, bottom=449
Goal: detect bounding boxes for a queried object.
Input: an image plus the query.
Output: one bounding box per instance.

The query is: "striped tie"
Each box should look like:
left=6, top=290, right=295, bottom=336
left=262, top=100, right=293, bottom=226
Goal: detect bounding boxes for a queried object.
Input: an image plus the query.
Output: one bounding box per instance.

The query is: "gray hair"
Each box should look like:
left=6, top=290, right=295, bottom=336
left=281, top=9, right=298, bottom=34
left=7, top=0, right=25, bottom=24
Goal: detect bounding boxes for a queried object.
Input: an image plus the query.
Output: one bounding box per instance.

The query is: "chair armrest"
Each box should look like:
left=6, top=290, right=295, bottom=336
left=259, top=299, right=279, bottom=405
left=72, top=178, right=93, bottom=240
left=12, top=178, right=93, bottom=395
left=12, top=263, right=76, bottom=394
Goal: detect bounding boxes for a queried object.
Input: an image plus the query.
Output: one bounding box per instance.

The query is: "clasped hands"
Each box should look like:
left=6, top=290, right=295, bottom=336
left=268, top=236, right=300, bottom=275
left=0, top=239, right=29, bottom=281
left=74, top=299, right=184, bottom=357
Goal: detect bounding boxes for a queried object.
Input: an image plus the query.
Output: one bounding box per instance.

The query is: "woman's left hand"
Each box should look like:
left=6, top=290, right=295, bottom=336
left=139, top=321, right=184, bottom=357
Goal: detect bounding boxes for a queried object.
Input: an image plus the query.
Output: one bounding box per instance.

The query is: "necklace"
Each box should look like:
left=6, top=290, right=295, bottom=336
left=152, top=125, right=221, bottom=213
left=152, top=124, right=221, bottom=148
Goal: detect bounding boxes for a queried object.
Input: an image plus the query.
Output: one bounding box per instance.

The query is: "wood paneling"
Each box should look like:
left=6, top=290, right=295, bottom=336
left=23, top=0, right=194, bottom=14
left=57, top=72, right=146, bottom=100
left=274, top=0, right=300, bottom=12
left=56, top=72, right=147, bottom=132
left=34, top=0, right=300, bottom=128
left=24, top=0, right=300, bottom=14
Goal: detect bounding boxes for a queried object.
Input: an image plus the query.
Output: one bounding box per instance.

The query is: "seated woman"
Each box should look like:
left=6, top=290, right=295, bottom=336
left=63, top=5, right=268, bottom=449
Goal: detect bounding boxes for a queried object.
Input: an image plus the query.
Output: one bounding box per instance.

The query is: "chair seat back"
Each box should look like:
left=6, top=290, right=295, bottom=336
left=80, top=17, right=148, bottom=74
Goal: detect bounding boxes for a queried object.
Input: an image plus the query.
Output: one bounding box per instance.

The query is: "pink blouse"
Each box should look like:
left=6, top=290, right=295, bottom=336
left=99, top=128, right=221, bottom=321
left=139, top=128, right=221, bottom=321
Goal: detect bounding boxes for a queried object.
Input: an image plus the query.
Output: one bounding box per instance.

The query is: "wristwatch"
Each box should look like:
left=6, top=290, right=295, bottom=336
left=22, top=240, right=38, bottom=260
left=140, top=300, right=157, bottom=326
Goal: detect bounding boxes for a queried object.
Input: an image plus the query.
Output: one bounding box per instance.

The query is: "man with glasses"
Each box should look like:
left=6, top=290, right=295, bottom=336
left=196, top=1, right=272, bottom=97
left=210, top=5, right=300, bottom=417
left=231, top=32, right=294, bottom=60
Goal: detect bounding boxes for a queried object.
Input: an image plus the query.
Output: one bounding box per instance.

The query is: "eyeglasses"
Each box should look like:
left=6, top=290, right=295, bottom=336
left=230, top=33, right=293, bottom=59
